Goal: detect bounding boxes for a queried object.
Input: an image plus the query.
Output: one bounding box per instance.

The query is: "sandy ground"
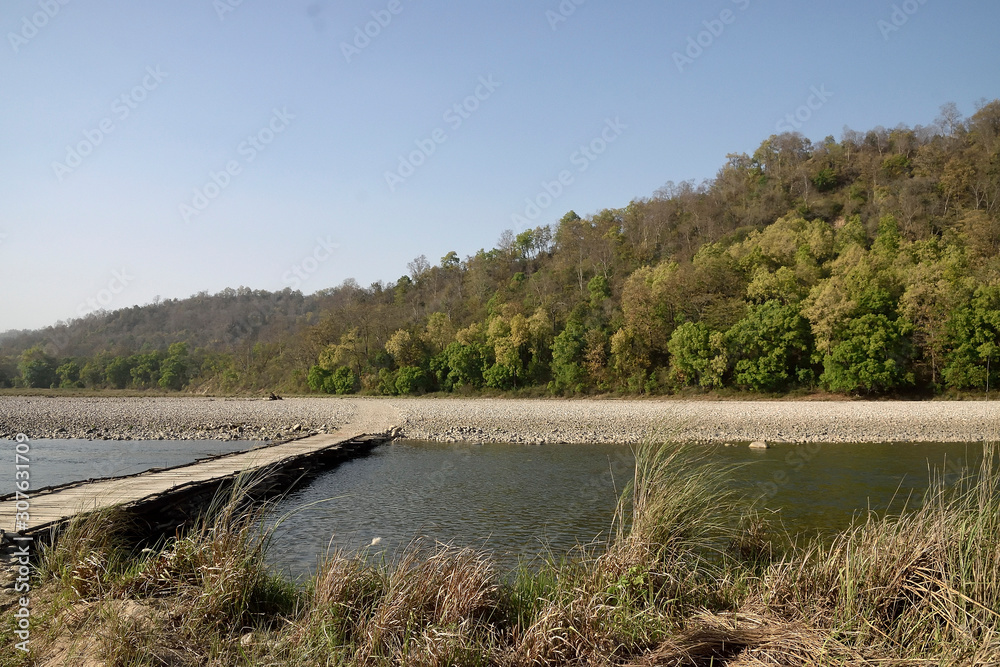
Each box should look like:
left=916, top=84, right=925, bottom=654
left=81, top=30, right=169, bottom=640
left=1, top=396, right=998, bottom=443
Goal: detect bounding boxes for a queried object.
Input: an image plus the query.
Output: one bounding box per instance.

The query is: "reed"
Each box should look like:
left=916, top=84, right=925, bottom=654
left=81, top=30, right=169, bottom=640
left=758, top=443, right=1000, bottom=663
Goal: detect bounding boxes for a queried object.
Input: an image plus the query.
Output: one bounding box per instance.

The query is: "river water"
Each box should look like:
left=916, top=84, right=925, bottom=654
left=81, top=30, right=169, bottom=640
left=0, top=438, right=259, bottom=491
left=265, top=440, right=987, bottom=578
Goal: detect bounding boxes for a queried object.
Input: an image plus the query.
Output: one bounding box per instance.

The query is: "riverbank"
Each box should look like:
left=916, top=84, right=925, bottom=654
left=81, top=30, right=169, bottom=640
left=1, top=395, right=998, bottom=443
left=10, top=442, right=1000, bottom=666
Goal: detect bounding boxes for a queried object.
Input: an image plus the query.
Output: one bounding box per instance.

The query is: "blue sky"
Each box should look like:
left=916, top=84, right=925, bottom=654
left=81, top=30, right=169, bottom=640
left=2, top=0, right=998, bottom=331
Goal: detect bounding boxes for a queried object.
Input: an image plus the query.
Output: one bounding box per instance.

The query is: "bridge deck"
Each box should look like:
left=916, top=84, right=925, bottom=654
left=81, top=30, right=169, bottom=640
left=0, top=429, right=374, bottom=536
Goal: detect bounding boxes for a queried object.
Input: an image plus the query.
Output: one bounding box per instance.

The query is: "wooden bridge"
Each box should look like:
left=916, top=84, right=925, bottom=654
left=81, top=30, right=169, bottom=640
left=0, top=429, right=391, bottom=541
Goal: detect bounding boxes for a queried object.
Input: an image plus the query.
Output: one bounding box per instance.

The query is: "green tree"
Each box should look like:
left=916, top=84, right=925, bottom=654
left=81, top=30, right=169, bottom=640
left=549, top=320, right=586, bottom=393
left=307, top=365, right=357, bottom=394
left=483, top=362, right=517, bottom=390
left=942, top=286, right=1000, bottom=391
left=158, top=342, right=189, bottom=391
left=19, top=346, right=58, bottom=388
left=728, top=300, right=813, bottom=391
left=587, top=275, right=611, bottom=308
left=432, top=341, right=488, bottom=390
left=667, top=322, right=728, bottom=389
left=394, top=366, right=429, bottom=394
left=821, top=314, right=914, bottom=393
left=129, top=352, right=162, bottom=388
left=105, top=356, right=133, bottom=389
left=329, top=367, right=357, bottom=394
left=80, top=360, right=105, bottom=388
left=307, top=365, right=331, bottom=393
left=56, top=361, right=82, bottom=389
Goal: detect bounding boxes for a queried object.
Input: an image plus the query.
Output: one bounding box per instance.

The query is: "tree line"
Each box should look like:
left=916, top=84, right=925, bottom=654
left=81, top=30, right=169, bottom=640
left=3, top=101, right=999, bottom=396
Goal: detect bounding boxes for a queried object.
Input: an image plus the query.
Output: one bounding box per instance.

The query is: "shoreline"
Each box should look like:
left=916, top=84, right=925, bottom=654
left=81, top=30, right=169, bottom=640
left=0, top=395, right=998, bottom=444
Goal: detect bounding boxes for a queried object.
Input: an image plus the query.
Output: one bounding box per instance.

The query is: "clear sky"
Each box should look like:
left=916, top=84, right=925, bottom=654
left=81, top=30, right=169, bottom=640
left=2, top=0, right=999, bottom=332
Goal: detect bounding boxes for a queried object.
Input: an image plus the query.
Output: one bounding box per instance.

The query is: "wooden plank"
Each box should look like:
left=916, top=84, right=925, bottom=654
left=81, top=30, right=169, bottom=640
left=0, top=429, right=378, bottom=536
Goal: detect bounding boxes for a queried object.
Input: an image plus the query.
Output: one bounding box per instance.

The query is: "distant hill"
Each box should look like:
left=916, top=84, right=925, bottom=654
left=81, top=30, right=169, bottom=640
left=1, top=287, right=320, bottom=359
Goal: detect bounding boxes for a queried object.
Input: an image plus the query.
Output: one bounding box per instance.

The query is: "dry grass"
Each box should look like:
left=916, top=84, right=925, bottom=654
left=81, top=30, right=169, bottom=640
left=291, top=542, right=501, bottom=665
left=757, top=445, right=1000, bottom=663
left=624, top=611, right=866, bottom=666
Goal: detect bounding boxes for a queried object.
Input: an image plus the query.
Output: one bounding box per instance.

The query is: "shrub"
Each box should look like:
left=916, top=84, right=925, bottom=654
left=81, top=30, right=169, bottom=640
left=307, top=365, right=357, bottom=394
left=393, top=366, right=429, bottom=394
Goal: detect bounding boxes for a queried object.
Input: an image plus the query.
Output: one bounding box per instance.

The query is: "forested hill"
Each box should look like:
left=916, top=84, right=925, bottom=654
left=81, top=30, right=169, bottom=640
left=4, top=101, right=1000, bottom=396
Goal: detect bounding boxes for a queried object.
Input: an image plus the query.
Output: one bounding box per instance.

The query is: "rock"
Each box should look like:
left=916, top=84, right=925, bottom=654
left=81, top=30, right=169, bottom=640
left=749, top=441, right=770, bottom=449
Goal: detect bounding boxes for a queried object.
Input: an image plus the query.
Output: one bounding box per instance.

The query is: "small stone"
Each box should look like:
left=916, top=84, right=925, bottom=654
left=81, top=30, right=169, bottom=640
left=749, top=441, right=769, bottom=450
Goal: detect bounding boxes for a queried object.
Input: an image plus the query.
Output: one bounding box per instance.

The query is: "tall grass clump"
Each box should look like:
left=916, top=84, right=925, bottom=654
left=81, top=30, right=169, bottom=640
left=604, top=442, right=757, bottom=604
left=123, top=474, right=298, bottom=627
left=292, top=541, right=502, bottom=665
left=30, top=474, right=300, bottom=666
left=37, top=506, right=135, bottom=599
left=514, top=442, right=761, bottom=665
left=762, top=443, right=1000, bottom=662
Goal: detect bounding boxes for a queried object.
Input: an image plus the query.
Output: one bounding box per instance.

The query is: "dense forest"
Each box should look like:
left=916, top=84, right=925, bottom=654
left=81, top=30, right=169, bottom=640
left=4, top=101, right=1000, bottom=397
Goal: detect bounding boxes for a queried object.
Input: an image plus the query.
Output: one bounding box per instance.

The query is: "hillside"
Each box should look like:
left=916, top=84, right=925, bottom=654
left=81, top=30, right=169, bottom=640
left=4, top=101, right=1000, bottom=396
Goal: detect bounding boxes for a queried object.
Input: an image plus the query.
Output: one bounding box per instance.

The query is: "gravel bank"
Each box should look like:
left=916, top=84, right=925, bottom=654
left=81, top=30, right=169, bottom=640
left=0, top=397, right=360, bottom=441
left=1, top=396, right=998, bottom=443
left=388, top=398, right=1000, bottom=444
